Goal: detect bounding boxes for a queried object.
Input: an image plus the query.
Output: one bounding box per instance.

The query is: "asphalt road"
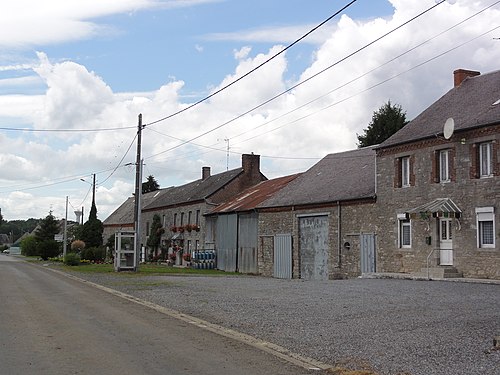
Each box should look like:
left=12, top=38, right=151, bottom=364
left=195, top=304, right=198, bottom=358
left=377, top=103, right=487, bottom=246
left=0, top=255, right=319, bottom=375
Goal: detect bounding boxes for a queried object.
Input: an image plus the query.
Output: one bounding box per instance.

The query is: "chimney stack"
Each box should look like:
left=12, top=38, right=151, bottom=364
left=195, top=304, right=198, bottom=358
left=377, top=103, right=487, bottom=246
left=453, top=69, right=480, bottom=87
left=242, top=153, right=260, bottom=178
left=202, top=166, right=211, bottom=180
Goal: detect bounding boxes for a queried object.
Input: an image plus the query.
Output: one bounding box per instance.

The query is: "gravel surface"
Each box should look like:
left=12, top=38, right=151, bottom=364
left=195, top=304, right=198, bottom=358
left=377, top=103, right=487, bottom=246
left=66, top=272, right=500, bottom=375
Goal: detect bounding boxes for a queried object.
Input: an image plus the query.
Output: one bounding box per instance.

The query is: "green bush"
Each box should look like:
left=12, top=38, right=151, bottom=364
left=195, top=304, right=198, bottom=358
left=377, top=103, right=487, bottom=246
left=81, top=246, right=106, bottom=262
left=64, top=252, right=81, bottom=266
left=39, top=239, right=61, bottom=260
left=20, top=235, right=39, bottom=256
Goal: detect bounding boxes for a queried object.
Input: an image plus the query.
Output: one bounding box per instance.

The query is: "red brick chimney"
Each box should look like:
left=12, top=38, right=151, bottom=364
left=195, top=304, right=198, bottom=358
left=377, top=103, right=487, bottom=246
left=453, top=69, right=480, bottom=87
left=241, top=153, right=260, bottom=178
left=202, top=166, right=211, bottom=180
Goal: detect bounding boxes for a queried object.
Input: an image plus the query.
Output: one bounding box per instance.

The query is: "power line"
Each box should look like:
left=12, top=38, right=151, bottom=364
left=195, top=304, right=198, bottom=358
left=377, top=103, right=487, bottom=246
left=144, top=0, right=448, bottom=161
left=142, top=0, right=359, bottom=128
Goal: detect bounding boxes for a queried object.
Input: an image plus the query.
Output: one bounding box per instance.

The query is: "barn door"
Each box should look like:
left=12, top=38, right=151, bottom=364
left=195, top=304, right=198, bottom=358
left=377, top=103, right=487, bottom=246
left=299, top=215, right=329, bottom=280
left=360, top=233, right=376, bottom=273
left=274, top=234, right=292, bottom=279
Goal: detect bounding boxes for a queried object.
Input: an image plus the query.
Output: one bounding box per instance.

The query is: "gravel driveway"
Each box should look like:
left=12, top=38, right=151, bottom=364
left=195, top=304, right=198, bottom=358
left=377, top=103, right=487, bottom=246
left=68, top=272, right=500, bottom=375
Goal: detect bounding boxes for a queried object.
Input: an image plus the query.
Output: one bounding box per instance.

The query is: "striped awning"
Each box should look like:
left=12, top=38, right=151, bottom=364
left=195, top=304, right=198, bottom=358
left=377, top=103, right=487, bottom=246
left=406, top=198, right=461, bottom=219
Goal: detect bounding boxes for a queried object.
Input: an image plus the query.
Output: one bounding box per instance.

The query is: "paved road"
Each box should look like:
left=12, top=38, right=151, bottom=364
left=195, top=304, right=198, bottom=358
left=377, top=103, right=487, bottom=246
left=0, top=255, right=319, bottom=375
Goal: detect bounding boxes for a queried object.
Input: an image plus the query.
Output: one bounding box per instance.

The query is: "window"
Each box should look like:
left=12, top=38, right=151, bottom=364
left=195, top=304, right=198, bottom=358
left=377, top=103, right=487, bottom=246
left=479, top=142, right=493, bottom=177
left=476, top=207, right=495, bottom=248
left=188, top=211, right=192, bottom=224
left=398, top=215, right=411, bottom=248
left=180, top=212, right=184, bottom=226
left=401, top=157, right=410, bottom=187
left=196, top=210, right=200, bottom=225
left=439, top=150, right=450, bottom=182
left=173, top=213, right=177, bottom=226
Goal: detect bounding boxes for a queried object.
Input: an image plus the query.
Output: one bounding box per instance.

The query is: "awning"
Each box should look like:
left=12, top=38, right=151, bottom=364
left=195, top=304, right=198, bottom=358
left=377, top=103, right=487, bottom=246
left=406, top=198, right=461, bottom=220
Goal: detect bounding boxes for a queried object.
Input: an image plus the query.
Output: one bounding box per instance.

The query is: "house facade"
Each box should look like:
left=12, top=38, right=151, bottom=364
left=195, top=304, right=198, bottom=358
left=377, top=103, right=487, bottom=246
left=140, top=154, right=266, bottom=260
left=375, top=69, right=500, bottom=279
left=256, top=147, right=378, bottom=280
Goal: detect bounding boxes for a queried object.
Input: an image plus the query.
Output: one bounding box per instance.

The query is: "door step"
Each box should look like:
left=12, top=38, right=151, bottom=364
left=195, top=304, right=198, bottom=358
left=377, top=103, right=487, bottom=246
left=416, top=267, right=463, bottom=279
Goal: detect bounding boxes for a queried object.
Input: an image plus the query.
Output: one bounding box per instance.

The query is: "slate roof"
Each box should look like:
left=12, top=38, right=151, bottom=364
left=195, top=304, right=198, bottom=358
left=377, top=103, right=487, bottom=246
left=378, top=69, right=500, bottom=149
left=259, top=147, right=376, bottom=208
left=143, top=168, right=244, bottom=211
left=207, top=174, right=302, bottom=214
left=103, top=190, right=164, bottom=226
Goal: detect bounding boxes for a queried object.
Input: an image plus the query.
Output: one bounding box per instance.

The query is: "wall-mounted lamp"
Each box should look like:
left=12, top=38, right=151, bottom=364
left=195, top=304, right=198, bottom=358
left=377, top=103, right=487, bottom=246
left=460, top=138, right=466, bottom=145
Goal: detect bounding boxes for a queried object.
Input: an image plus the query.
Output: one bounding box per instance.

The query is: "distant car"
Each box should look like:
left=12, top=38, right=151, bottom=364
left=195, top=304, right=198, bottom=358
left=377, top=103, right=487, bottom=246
left=2, top=249, right=9, bottom=254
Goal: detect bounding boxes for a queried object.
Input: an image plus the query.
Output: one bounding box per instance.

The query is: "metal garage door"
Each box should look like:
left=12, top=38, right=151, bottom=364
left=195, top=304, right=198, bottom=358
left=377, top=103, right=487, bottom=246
left=216, top=214, right=238, bottom=272
left=299, top=215, right=329, bottom=280
left=238, top=213, right=258, bottom=274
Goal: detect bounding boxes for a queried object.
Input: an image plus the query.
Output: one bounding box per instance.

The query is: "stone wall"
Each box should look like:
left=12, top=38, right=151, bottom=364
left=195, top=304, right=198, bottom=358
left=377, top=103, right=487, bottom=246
left=376, top=125, right=500, bottom=279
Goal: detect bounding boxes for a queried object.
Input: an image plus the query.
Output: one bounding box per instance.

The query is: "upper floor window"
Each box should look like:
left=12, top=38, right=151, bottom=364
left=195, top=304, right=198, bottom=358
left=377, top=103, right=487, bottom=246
left=401, top=156, right=410, bottom=187
left=173, top=213, right=177, bottom=226
left=196, top=210, right=200, bottom=225
left=188, top=211, right=192, bottom=224
left=439, top=150, right=451, bottom=183
left=479, top=142, right=493, bottom=178
left=180, top=212, right=185, bottom=226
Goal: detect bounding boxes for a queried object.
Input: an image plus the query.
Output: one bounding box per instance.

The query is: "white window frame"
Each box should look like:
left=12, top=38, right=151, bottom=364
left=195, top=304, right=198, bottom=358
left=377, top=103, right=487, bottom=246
left=401, top=157, right=410, bottom=187
left=398, top=214, right=411, bottom=248
left=476, top=207, right=495, bottom=249
left=439, top=149, right=450, bottom=183
left=479, top=142, right=493, bottom=178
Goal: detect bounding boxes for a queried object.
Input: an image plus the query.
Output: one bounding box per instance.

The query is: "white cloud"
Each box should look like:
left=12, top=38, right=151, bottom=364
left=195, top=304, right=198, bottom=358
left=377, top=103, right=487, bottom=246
left=2, top=0, right=500, bottom=220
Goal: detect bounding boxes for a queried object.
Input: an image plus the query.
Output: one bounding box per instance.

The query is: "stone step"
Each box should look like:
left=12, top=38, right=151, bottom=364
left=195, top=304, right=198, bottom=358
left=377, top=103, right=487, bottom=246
left=416, top=267, right=463, bottom=279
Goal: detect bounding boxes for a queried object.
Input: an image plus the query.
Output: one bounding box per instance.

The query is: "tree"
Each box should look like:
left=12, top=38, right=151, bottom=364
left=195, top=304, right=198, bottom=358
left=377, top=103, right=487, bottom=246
left=35, top=212, right=59, bottom=242
left=81, top=200, right=103, bottom=248
left=142, top=175, right=160, bottom=194
left=357, top=101, right=409, bottom=148
left=146, top=214, right=164, bottom=257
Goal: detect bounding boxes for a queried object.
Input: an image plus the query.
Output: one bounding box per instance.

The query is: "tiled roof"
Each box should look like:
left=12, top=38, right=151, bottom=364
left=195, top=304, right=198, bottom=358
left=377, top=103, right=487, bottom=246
left=143, top=168, right=243, bottom=210
left=378, top=69, right=500, bottom=149
left=103, top=190, right=164, bottom=226
left=259, top=147, right=376, bottom=208
left=207, top=174, right=301, bottom=214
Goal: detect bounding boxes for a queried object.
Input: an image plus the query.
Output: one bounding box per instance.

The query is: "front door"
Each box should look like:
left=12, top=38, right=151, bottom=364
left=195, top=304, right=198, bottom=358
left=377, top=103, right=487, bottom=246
left=439, top=218, right=453, bottom=266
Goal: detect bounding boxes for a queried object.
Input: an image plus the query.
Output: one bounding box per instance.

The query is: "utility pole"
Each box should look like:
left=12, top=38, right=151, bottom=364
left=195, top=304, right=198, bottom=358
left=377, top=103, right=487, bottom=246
left=133, top=114, right=143, bottom=271
left=63, top=196, right=68, bottom=258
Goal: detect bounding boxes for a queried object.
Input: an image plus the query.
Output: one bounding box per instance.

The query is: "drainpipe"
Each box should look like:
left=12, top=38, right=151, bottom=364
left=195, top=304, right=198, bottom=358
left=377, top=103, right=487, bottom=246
left=337, top=200, right=342, bottom=268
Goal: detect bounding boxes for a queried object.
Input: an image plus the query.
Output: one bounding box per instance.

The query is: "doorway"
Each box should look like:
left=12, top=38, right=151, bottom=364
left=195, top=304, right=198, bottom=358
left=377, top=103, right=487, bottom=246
left=439, top=218, right=453, bottom=266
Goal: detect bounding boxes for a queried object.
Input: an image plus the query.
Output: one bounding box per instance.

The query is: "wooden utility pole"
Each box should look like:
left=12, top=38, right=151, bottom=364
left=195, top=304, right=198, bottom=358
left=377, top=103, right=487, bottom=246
left=133, top=114, right=143, bottom=270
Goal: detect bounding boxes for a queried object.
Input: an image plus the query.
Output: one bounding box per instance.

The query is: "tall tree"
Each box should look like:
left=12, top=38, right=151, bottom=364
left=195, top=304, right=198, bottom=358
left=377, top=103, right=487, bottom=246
left=35, top=211, right=59, bottom=242
left=81, top=199, right=103, bottom=248
left=142, top=175, right=160, bottom=194
left=146, top=214, right=164, bottom=257
left=357, top=101, right=409, bottom=148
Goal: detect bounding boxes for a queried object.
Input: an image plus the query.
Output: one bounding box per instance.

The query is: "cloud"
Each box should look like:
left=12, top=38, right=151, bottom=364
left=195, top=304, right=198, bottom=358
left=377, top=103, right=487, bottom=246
left=2, top=0, right=500, bottom=221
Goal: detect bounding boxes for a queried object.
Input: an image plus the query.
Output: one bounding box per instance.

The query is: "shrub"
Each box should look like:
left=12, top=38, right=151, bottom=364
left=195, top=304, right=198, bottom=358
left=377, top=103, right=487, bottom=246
left=39, top=239, right=61, bottom=260
left=64, top=252, right=81, bottom=266
left=71, top=240, right=85, bottom=252
left=81, top=246, right=106, bottom=262
left=20, top=235, right=39, bottom=256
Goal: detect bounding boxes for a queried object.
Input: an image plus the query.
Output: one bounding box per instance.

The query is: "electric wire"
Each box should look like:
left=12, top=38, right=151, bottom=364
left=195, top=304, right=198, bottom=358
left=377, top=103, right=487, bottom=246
left=144, top=0, right=448, bottom=161
left=142, top=0, right=358, bottom=128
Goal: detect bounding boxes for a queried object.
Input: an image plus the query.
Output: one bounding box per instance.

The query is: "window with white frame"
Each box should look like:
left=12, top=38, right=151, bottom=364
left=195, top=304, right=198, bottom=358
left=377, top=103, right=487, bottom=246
left=398, top=214, right=411, bottom=248
left=401, top=157, right=410, bottom=187
left=439, top=149, right=450, bottom=182
left=479, top=142, right=493, bottom=178
left=476, top=207, right=495, bottom=248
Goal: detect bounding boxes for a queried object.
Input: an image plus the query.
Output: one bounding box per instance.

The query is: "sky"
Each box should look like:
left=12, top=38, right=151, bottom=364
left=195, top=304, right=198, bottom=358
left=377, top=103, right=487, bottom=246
left=0, top=0, right=499, bottom=222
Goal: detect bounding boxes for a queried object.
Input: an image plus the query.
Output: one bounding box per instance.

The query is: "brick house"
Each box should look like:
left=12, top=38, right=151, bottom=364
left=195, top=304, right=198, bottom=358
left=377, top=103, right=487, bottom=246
left=256, top=147, right=378, bottom=280
left=375, top=69, right=500, bottom=279
left=139, top=154, right=266, bottom=260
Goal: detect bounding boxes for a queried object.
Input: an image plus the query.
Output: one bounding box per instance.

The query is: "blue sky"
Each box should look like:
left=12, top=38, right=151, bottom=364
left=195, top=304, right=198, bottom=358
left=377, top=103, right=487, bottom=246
left=0, top=0, right=499, bottom=221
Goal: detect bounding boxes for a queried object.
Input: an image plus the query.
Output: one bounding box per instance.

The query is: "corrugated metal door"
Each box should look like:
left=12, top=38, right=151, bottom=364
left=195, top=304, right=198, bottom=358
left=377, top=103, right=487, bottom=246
left=360, top=233, right=376, bottom=273
left=274, top=234, right=292, bottom=279
left=215, top=214, right=238, bottom=272
left=238, top=213, right=258, bottom=274
left=299, top=215, right=329, bottom=280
